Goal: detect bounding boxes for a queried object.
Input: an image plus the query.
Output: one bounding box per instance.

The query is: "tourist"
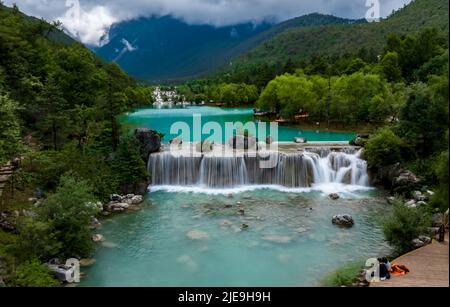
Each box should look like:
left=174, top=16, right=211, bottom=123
left=378, top=258, right=391, bottom=281
left=381, top=257, right=392, bottom=272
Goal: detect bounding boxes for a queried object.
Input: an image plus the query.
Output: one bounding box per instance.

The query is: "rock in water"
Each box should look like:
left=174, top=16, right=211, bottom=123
left=79, top=259, right=96, bottom=267
left=332, top=215, right=354, bottom=227
left=262, top=235, right=292, bottom=244
left=329, top=193, right=340, bottom=200
left=186, top=230, right=210, bottom=240
left=131, top=195, right=144, bottom=204
left=92, top=234, right=105, bottom=242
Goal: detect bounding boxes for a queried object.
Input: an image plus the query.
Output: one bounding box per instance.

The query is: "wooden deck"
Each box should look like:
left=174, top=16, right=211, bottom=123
left=371, top=234, right=449, bottom=287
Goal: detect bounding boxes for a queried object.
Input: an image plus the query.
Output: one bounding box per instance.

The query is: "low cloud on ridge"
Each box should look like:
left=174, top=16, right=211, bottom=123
left=3, top=0, right=412, bottom=46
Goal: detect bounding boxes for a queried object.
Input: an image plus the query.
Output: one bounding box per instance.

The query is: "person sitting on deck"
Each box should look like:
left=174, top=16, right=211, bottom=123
left=381, top=257, right=392, bottom=272
left=377, top=258, right=391, bottom=281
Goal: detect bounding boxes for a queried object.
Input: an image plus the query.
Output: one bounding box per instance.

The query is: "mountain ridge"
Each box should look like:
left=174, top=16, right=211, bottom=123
left=94, top=13, right=360, bottom=82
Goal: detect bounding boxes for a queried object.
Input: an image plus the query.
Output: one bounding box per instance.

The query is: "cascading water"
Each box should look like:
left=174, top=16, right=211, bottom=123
left=148, top=145, right=369, bottom=189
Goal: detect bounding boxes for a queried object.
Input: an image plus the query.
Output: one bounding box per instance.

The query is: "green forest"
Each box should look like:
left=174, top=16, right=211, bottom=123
left=0, top=4, right=152, bottom=286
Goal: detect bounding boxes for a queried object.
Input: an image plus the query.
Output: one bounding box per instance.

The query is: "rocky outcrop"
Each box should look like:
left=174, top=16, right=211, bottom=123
left=350, top=134, right=370, bottom=147
left=411, top=236, right=432, bottom=249
left=375, top=163, right=421, bottom=195
left=332, top=214, right=354, bottom=227
left=105, top=194, right=145, bottom=213
left=134, top=128, right=161, bottom=161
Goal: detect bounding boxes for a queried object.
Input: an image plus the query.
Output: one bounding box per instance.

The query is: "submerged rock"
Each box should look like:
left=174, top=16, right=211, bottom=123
left=221, top=220, right=233, bottom=227
left=79, top=259, right=96, bottom=267
left=176, top=255, right=199, bottom=272
left=186, top=230, right=210, bottom=240
left=262, top=235, right=292, bottom=244
left=332, top=215, right=354, bottom=227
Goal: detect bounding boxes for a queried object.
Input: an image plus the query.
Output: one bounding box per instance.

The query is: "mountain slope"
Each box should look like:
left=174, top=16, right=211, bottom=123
left=230, top=0, right=448, bottom=70
left=94, top=14, right=359, bottom=82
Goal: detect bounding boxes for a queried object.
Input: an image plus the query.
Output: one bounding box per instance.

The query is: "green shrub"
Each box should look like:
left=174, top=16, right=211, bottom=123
left=14, top=259, right=59, bottom=287
left=321, top=262, right=364, bottom=287
left=364, top=127, right=404, bottom=168
left=13, top=219, right=61, bottom=263
left=382, top=200, right=432, bottom=253
left=38, top=174, right=100, bottom=258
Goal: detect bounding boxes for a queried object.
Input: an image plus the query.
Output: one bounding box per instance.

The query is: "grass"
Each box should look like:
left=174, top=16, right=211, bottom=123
left=320, top=261, right=364, bottom=287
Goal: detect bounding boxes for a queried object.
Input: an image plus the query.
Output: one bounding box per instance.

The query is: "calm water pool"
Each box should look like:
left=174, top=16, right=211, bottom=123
left=80, top=188, right=391, bottom=287
left=81, top=106, right=387, bottom=287
left=120, top=106, right=355, bottom=142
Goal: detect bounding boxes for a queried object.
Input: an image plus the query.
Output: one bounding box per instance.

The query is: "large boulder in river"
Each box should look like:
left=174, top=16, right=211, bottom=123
left=332, top=215, right=354, bottom=227
left=229, top=135, right=258, bottom=150
left=134, top=128, right=161, bottom=160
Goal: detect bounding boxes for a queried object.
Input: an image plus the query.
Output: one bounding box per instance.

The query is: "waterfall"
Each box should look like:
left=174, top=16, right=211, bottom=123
left=148, top=146, right=369, bottom=189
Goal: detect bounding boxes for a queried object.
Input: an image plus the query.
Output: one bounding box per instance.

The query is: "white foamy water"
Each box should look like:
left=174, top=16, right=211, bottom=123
left=148, top=144, right=370, bottom=190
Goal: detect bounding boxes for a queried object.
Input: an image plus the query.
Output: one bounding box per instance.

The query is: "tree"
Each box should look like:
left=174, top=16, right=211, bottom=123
left=38, top=174, right=99, bottom=258
left=364, top=128, right=404, bottom=168
left=0, top=93, right=21, bottom=164
left=382, top=200, right=432, bottom=253
left=14, top=218, right=61, bottom=262
left=110, top=134, right=147, bottom=193
left=39, top=75, right=69, bottom=150
left=398, top=83, right=448, bottom=156
left=381, top=52, right=402, bottom=82
left=14, top=259, right=59, bottom=287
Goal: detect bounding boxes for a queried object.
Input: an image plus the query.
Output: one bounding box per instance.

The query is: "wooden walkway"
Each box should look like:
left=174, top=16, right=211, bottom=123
left=371, top=234, right=449, bottom=287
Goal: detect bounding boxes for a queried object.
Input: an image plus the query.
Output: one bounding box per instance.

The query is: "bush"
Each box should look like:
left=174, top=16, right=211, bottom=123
left=382, top=200, right=432, bottom=253
left=14, top=259, right=59, bottom=287
left=321, top=262, right=364, bottom=287
left=364, top=127, right=404, bottom=168
left=38, top=174, right=100, bottom=258
left=13, top=219, right=61, bottom=263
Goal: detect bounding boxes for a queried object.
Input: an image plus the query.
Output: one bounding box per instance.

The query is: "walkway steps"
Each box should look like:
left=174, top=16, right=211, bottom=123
left=371, top=234, right=449, bottom=287
left=0, top=162, right=15, bottom=199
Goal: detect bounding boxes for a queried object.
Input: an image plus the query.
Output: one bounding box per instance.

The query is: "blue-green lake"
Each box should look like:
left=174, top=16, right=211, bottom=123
left=120, top=106, right=355, bottom=142
left=80, top=106, right=390, bottom=287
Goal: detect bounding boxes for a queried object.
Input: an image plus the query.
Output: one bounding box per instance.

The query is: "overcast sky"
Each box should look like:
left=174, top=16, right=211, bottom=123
left=4, top=0, right=412, bottom=46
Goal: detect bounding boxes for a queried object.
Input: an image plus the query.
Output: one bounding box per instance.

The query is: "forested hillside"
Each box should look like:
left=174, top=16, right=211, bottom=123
left=1, top=4, right=152, bottom=286
left=221, top=0, right=449, bottom=84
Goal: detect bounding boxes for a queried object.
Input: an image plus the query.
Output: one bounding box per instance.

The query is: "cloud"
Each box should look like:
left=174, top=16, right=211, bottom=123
left=113, top=38, right=138, bottom=62
left=4, top=0, right=412, bottom=46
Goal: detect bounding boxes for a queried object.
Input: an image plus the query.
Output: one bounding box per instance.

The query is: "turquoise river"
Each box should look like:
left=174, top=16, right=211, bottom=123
left=80, top=106, right=391, bottom=287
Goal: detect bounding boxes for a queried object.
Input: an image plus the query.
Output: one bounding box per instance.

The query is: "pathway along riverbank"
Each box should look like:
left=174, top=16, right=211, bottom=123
left=370, top=232, right=449, bottom=287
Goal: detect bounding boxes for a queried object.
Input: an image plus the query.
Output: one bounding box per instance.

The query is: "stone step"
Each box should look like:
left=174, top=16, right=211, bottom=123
left=0, top=175, right=11, bottom=183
